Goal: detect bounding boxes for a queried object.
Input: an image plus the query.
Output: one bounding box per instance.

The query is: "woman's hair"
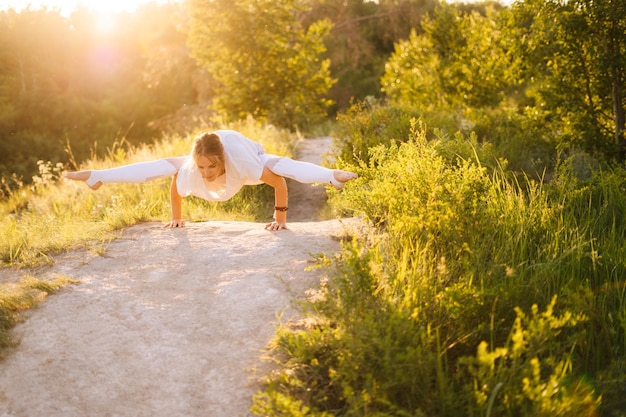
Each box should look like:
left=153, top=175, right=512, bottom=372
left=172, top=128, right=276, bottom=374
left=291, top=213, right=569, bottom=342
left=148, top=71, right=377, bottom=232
left=192, top=132, right=225, bottom=164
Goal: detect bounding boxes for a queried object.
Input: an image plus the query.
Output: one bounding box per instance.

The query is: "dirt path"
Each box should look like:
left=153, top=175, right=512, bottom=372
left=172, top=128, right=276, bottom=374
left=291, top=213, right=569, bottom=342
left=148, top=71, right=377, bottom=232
left=285, top=136, right=334, bottom=221
left=0, top=137, right=351, bottom=417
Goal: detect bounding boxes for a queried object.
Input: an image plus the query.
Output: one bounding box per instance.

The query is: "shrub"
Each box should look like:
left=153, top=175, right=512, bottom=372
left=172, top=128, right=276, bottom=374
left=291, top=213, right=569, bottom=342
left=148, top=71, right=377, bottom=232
left=256, top=118, right=625, bottom=416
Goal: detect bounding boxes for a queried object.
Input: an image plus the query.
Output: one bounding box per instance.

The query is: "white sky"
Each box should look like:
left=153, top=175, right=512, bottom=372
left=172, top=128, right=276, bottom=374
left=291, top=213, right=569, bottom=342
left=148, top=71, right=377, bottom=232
left=0, top=0, right=172, bottom=15
left=1, top=0, right=512, bottom=16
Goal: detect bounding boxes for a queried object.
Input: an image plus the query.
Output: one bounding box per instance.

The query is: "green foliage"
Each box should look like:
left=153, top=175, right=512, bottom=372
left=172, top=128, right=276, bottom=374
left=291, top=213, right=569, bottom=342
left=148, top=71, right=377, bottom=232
left=336, top=96, right=560, bottom=183
left=256, top=120, right=626, bottom=416
left=382, top=3, right=516, bottom=110
left=334, top=100, right=425, bottom=165
left=309, top=0, right=438, bottom=111
left=380, top=0, right=626, bottom=162
left=510, top=0, right=626, bottom=159
left=332, top=101, right=485, bottom=177
left=381, top=28, right=443, bottom=108
left=464, top=297, right=598, bottom=417
left=378, top=3, right=560, bottom=177
left=187, top=0, right=335, bottom=129
left=0, top=4, right=203, bottom=185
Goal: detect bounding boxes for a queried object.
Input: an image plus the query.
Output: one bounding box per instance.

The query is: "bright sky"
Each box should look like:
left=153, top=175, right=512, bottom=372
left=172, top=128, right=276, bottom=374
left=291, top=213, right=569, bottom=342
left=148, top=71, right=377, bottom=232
left=0, top=0, right=171, bottom=15
left=1, top=0, right=512, bottom=16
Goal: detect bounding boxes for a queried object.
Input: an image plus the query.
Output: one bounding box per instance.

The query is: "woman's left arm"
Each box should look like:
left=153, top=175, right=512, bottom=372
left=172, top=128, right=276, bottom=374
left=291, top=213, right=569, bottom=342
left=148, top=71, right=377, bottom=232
left=165, top=173, right=186, bottom=228
left=260, top=166, right=288, bottom=231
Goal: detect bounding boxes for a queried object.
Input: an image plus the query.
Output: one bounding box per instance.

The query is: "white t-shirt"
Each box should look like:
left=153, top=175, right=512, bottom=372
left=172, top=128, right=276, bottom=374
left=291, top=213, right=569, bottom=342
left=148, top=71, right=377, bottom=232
left=176, top=130, right=266, bottom=201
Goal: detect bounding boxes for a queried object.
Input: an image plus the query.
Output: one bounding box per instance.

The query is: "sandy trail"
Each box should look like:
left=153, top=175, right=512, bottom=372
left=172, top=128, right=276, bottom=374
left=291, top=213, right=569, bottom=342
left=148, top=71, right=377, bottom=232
left=0, top=137, right=349, bottom=417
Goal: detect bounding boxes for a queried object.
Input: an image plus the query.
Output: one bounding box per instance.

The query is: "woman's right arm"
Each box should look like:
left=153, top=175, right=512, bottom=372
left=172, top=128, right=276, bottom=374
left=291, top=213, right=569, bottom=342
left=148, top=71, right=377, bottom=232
left=165, top=173, right=185, bottom=228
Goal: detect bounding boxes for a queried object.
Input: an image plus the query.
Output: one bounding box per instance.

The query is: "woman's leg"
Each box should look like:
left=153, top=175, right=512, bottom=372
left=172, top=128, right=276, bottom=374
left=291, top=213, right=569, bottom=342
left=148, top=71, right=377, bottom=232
left=65, top=157, right=187, bottom=190
left=262, top=155, right=357, bottom=189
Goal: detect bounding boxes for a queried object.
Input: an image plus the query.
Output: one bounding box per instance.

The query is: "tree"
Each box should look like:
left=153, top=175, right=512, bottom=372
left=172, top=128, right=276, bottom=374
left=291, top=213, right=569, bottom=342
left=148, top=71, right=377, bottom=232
left=0, top=4, right=204, bottom=185
left=381, top=3, right=515, bottom=109
left=0, top=8, right=76, bottom=179
left=308, top=0, right=437, bottom=111
left=511, top=0, right=626, bottom=160
left=381, top=28, right=443, bottom=107
left=187, top=0, right=335, bottom=129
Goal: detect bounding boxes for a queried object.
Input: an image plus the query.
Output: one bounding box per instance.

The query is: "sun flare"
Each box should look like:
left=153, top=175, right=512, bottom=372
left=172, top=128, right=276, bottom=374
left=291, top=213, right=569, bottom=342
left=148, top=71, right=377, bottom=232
left=93, top=12, right=118, bottom=35
left=0, top=0, right=173, bottom=16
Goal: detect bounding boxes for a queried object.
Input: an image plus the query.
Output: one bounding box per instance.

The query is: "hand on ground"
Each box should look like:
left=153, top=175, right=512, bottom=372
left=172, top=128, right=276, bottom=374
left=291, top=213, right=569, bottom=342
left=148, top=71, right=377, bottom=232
left=165, top=219, right=186, bottom=228
left=265, top=221, right=288, bottom=231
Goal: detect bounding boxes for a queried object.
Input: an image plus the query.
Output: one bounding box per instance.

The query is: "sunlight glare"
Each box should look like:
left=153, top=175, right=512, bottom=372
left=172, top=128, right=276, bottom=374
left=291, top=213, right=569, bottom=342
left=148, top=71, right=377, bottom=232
left=0, top=0, right=173, bottom=16
left=93, top=12, right=118, bottom=35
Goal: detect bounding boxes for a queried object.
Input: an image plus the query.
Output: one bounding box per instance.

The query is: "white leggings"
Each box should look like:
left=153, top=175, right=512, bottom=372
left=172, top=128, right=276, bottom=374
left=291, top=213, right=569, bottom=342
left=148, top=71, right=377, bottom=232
left=260, top=154, right=337, bottom=185
left=86, top=155, right=339, bottom=188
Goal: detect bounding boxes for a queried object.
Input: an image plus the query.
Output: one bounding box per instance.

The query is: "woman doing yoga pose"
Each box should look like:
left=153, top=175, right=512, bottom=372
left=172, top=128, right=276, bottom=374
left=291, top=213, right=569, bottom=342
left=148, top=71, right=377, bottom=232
left=65, top=130, right=357, bottom=231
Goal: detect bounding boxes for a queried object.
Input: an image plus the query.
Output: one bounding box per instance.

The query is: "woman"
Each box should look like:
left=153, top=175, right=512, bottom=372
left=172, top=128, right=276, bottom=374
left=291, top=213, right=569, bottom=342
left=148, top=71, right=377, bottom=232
left=65, top=130, right=357, bottom=231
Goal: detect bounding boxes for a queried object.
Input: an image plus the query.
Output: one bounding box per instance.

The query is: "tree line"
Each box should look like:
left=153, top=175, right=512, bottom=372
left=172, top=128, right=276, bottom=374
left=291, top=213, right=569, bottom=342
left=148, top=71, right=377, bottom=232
left=381, top=0, right=626, bottom=169
left=0, top=3, right=201, bottom=187
left=0, top=0, right=434, bottom=188
left=1, top=0, right=624, bottom=189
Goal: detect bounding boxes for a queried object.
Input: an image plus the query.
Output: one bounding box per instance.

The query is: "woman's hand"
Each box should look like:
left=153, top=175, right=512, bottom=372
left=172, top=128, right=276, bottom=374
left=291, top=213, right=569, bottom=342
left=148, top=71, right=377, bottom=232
left=165, top=219, right=186, bottom=228
left=265, top=221, right=288, bottom=231
left=260, top=167, right=288, bottom=232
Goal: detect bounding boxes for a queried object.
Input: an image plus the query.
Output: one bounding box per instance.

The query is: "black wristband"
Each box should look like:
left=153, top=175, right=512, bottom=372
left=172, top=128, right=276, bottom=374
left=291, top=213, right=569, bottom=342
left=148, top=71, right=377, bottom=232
left=274, top=206, right=288, bottom=212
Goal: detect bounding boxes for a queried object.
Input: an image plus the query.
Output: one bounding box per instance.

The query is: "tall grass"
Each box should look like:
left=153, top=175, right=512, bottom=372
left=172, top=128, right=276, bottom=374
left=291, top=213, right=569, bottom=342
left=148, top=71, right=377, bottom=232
left=253, top=119, right=626, bottom=416
left=0, top=117, right=299, bottom=267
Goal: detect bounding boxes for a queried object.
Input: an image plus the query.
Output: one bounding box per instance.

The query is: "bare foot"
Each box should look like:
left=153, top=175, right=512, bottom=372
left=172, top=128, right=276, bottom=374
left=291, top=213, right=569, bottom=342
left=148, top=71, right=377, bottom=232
left=332, top=170, right=358, bottom=190
left=64, top=171, right=102, bottom=190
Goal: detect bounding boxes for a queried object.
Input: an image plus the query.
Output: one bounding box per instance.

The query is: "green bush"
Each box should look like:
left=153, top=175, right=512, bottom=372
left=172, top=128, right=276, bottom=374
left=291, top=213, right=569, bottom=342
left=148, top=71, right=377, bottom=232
left=334, top=101, right=424, bottom=165
left=256, top=119, right=626, bottom=416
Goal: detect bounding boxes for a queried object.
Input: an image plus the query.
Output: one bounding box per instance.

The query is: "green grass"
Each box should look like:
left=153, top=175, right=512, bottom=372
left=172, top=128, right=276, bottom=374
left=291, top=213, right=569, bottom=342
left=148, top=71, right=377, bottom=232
left=253, top=118, right=626, bottom=416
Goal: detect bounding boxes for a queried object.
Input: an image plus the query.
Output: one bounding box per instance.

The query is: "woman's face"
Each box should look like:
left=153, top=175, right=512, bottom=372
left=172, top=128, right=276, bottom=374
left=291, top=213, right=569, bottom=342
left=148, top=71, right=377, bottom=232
left=195, top=155, right=224, bottom=182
